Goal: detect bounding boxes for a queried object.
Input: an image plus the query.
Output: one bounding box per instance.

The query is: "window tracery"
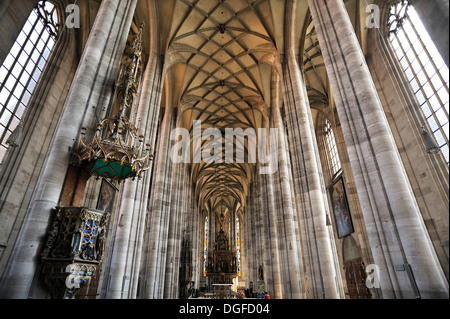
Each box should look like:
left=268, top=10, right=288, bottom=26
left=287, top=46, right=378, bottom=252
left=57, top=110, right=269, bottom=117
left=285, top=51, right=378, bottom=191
left=0, top=1, right=60, bottom=163
left=388, top=0, right=449, bottom=163
left=204, top=216, right=208, bottom=277
left=324, top=119, right=342, bottom=177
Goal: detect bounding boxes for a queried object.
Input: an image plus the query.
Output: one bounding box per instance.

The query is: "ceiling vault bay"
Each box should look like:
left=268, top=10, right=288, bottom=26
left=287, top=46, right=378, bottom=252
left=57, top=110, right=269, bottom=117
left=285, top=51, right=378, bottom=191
left=143, top=0, right=364, bottom=219
left=157, top=0, right=284, bottom=218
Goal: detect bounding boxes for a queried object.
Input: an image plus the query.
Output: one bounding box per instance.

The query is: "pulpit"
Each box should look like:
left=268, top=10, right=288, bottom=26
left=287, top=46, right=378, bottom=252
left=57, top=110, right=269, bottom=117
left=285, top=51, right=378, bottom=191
left=40, top=206, right=110, bottom=299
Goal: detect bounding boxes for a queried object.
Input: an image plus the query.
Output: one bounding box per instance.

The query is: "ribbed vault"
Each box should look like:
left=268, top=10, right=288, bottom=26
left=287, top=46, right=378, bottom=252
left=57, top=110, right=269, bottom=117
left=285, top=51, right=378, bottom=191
left=149, top=0, right=364, bottom=219
left=162, top=0, right=283, bottom=216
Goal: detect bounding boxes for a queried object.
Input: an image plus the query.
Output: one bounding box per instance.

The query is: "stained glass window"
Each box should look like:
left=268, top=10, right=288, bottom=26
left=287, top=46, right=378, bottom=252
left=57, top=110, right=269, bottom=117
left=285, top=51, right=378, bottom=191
left=388, top=0, right=449, bottom=163
left=203, top=216, right=208, bottom=276
left=236, top=217, right=241, bottom=277
left=0, top=1, right=60, bottom=163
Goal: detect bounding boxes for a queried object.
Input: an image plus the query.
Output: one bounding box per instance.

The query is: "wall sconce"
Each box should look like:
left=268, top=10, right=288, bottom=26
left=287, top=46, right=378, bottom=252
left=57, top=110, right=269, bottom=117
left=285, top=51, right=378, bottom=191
left=421, top=126, right=441, bottom=154
left=6, top=121, right=24, bottom=148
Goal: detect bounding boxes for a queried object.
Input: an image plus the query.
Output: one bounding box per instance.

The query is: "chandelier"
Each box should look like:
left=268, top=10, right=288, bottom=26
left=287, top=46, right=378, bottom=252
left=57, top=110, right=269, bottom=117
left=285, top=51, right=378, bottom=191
left=73, top=23, right=152, bottom=182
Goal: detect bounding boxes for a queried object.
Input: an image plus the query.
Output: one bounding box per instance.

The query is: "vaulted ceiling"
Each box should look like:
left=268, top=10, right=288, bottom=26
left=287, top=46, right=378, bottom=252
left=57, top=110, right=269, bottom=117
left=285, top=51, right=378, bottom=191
left=164, top=0, right=281, bottom=218
left=129, top=0, right=369, bottom=220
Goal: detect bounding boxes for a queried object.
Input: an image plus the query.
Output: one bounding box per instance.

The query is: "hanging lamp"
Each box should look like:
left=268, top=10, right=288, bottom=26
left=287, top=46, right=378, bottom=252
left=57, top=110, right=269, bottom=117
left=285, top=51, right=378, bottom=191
left=73, top=23, right=152, bottom=182
left=421, top=126, right=441, bottom=154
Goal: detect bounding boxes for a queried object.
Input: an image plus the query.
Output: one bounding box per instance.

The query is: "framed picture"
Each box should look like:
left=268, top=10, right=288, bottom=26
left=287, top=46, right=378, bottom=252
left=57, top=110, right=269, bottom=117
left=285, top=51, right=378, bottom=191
left=329, top=177, right=354, bottom=239
left=96, top=179, right=117, bottom=215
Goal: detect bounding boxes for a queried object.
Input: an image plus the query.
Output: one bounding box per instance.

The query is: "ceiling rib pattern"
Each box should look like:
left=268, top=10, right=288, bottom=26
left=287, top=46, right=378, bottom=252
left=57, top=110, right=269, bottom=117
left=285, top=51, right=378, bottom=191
left=166, top=0, right=278, bottom=217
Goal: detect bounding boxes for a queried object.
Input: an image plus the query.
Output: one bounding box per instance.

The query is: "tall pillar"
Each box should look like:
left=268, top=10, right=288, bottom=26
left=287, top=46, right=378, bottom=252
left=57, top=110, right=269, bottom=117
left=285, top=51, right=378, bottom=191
left=0, top=0, right=137, bottom=299
left=163, top=162, right=187, bottom=298
left=192, top=200, right=201, bottom=290
left=268, top=70, right=307, bottom=299
left=106, top=51, right=163, bottom=299
left=143, top=101, right=175, bottom=299
left=283, top=0, right=341, bottom=299
left=244, top=197, right=255, bottom=291
left=252, top=176, right=264, bottom=285
left=258, top=169, right=282, bottom=298
left=308, top=0, right=449, bottom=299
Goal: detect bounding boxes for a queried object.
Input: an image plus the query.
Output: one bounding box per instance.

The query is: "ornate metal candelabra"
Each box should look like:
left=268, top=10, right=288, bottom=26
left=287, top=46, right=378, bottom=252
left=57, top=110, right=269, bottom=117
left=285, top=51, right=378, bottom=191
left=73, top=23, right=152, bottom=182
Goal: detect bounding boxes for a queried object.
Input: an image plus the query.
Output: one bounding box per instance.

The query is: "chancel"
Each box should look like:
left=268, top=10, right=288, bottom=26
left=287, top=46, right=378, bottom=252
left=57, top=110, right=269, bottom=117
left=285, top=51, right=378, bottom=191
left=0, top=0, right=448, bottom=300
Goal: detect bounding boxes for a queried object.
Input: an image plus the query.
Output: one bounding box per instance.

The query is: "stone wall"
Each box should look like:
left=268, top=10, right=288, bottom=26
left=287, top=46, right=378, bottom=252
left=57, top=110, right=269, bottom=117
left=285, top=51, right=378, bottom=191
left=0, top=14, right=79, bottom=286
left=366, top=3, right=449, bottom=280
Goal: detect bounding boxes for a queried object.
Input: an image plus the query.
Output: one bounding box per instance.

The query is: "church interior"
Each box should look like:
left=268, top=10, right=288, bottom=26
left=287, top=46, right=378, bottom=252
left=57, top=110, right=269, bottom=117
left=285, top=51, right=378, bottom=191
left=0, top=0, right=448, bottom=300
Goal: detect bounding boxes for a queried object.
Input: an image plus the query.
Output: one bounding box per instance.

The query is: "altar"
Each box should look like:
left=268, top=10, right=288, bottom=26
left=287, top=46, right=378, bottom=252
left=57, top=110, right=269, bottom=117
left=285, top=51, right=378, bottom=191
left=205, top=227, right=238, bottom=298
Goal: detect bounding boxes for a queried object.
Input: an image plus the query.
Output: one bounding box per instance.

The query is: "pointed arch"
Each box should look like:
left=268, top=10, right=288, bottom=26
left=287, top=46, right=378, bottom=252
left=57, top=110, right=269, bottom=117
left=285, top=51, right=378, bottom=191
left=0, top=0, right=62, bottom=163
left=387, top=0, right=449, bottom=163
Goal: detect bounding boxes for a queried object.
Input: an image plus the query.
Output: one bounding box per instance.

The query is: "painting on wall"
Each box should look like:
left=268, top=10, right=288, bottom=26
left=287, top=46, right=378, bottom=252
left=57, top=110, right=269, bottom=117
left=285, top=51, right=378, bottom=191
left=329, top=177, right=354, bottom=239
left=96, top=179, right=116, bottom=215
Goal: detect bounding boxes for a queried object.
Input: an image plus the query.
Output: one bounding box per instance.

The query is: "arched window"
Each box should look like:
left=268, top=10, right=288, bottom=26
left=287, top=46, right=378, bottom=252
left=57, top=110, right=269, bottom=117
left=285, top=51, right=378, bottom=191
left=203, top=216, right=208, bottom=277
left=236, top=217, right=241, bottom=277
left=388, top=0, right=449, bottom=163
left=324, top=119, right=342, bottom=177
left=0, top=1, right=60, bottom=163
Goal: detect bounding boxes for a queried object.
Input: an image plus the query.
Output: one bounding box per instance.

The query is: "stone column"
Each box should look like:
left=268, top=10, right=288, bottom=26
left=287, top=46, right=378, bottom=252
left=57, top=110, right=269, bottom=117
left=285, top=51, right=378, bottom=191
left=258, top=169, right=282, bottom=298
left=0, top=0, right=137, bottom=299
left=106, top=51, right=163, bottom=299
left=163, top=162, right=187, bottom=298
left=210, top=208, right=215, bottom=258
left=250, top=178, right=260, bottom=279
left=283, top=0, right=341, bottom=299
left=270, top=69, right=308, bottom=299
left=237, top=208, right=245, bottom=286
left=192, top=201, right=201, bottom=290
left=244, top=198, right=255, bottom=291
left=308, top=0, right=449, bottom=299
left=143, top=101, right=175, bottom=299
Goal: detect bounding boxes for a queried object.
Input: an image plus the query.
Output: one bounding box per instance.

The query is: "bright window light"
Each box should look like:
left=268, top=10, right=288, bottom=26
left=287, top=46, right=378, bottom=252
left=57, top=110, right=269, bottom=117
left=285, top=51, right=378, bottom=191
left=388, top=0, right=449, bottom=163
left=0, top=1, right=59, bottom=163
